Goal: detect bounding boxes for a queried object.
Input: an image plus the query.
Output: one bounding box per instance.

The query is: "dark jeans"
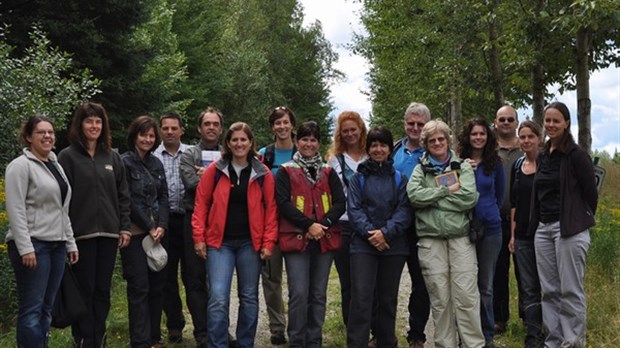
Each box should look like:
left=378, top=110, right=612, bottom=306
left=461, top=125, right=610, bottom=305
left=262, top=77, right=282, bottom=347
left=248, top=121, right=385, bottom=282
left=493, top=216, right=511, bottom=325
left=162, top=213, right=186, bottom=332
left=121, top=234, right=165, bottom=348
left=333, top=221, right=352, bottom=326
left=183, top=213, right=208, bottom=343
left=8, top=240, right=66, bottom=348
left=477, top=230, right=502, bottom=342
left=406, top=233, right=430, bottom=343
left=71, top=237, right=118, bottom=348
left=514, top=238, right=543, bottom=346
left=284, top=241, right=334, bottom=348
left=347, top=253, right=407, bottom=348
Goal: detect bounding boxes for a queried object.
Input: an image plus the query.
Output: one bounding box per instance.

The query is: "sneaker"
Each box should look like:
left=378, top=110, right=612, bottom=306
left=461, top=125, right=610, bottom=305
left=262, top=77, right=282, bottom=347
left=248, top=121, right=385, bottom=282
left=368, top=336, right=377, bottom=348
left=168, top=329, right=183, bottom=344
left=270, top=332, right=287, bottom=345
left=409, top=340, right=425, bottom=348
left=151, top=342, right=166, bottom=348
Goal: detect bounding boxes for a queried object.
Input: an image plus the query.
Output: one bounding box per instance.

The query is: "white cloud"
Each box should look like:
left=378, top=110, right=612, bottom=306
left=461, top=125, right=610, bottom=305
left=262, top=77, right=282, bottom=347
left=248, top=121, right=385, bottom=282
left=300, top=0, right=620, bottom=153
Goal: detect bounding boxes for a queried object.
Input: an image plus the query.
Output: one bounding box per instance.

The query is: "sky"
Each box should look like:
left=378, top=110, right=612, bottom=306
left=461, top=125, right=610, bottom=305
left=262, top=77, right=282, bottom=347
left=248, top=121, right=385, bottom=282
left=299, top=0, right=620, bottom=154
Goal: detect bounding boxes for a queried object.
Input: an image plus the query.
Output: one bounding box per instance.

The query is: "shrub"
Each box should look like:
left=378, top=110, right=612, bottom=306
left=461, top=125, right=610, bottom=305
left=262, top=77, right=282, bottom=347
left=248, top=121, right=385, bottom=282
left=0, top=178, right=18, bottom=330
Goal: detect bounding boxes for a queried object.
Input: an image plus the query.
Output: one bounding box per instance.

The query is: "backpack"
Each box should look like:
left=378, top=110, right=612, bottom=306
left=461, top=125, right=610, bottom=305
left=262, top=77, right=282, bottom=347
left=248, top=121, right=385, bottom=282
left=263, top=143, right=296, bottom=170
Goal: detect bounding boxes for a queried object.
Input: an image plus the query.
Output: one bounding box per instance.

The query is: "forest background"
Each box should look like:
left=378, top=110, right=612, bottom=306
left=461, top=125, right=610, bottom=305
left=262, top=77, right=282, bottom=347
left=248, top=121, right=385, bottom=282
left=0, top=0, right=618, bottom=346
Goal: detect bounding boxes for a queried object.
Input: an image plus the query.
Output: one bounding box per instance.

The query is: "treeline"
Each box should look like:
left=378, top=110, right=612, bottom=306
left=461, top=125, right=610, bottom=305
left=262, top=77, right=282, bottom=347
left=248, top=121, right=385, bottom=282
left=355, top=0, right=619, bottom=152
left=0, top=0, right=340, bottom=158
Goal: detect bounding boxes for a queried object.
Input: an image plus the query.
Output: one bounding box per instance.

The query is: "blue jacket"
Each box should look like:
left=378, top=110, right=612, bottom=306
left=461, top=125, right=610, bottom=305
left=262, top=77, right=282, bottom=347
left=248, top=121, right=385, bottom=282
left=347, top=159, right=412, bottom=256
left=121, top=150, right=169, bottom=233
left=473, top=162, right=505, bottom=235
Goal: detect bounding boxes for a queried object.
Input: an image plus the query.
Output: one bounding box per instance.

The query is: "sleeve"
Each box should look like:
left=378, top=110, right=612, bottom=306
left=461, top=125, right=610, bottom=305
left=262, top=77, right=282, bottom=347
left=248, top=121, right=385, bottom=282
left=114, top=152, right=132, bottom=234
left=4, top=159, right=35, bottom=255
left=346, top=173, right=373, bottom=239
left=407, top=165, right=449, bottom=208
left=155, top=159, right=169, bottom=230
left=275, top=167, right=314, bottom=230
left=438, top=162, right=479, bottom=212
left=495, top=162, right=506, bottom=208
left=381, top=173, right=413, bottom=241
left=180, top=147, right=200, bottom=192
left=322, top=169, right=346, bottom=226
left=191, top=162, right=217, bottom=244
left=260, top=168, right=278, bottom=251
left=574, top=149, right=598, bottom=215
left=509, top=161, right=518, bottom=209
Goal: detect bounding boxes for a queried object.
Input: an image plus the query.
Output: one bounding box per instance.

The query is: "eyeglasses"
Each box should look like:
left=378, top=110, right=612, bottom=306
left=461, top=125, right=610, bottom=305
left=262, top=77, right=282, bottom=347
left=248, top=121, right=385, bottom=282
left=498, top=117, right=515, bottom=123
left=274, top=106, right=288, bottom=111
left=34, top=130, right=55, bottom=136
left=427, top=136, right=446, bottom=144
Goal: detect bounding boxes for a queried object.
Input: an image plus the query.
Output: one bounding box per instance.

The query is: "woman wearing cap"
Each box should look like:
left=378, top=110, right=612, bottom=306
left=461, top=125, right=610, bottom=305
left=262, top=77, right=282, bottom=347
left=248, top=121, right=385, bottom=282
left=121, top=116, right=169, bottom=348
left=346, top=126, right=411, bottom=348
left=407, top=120, right=484, bottom=347
left=192, top=122, right=278, bottom=348
left=325, top=111, right=368, bottom=327
left=275, top=121, right=346, bottom=348
left=58, top=102, right=131, bottom=347
left=5, top=115, right=79, bottom=348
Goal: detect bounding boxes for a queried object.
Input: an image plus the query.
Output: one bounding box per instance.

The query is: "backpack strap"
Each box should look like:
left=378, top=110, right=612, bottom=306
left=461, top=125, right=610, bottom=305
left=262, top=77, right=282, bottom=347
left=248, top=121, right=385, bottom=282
left=263, top=144, right=276, bottom=169
left=337, top=154, right=349, bottom=187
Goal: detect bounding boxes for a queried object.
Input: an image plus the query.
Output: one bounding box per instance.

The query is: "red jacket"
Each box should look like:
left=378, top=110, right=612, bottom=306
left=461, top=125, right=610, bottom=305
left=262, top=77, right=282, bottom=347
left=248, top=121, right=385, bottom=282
left=192, top=157, right=278, bottom=252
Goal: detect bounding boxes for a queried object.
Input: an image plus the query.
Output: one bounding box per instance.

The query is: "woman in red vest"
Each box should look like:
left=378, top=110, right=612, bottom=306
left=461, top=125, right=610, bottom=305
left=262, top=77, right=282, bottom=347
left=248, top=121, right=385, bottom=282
left=275, top=121, right=345, bottom=348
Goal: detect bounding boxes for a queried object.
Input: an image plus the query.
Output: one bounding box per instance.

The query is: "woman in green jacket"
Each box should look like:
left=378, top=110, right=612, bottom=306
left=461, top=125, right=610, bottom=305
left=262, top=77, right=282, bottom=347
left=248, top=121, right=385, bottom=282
left=407, top=120, right=485, bottom=348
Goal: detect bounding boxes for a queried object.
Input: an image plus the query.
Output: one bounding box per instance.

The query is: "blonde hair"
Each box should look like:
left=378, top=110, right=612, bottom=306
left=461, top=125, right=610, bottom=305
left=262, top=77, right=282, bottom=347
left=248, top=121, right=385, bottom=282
left=420, top=119, right=452, bottom=150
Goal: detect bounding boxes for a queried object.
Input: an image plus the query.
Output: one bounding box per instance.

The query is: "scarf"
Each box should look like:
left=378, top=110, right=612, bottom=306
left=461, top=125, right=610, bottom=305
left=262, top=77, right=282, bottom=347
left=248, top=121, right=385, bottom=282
left=293, top=151, right=323, bottom=184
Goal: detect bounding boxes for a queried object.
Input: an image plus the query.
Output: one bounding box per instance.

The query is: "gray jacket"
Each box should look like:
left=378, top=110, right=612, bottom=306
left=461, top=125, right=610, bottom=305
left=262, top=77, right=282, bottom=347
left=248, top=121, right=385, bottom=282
left=5, top=149, right=77, bottom=255
left=180, top=141, right=221, bottom=211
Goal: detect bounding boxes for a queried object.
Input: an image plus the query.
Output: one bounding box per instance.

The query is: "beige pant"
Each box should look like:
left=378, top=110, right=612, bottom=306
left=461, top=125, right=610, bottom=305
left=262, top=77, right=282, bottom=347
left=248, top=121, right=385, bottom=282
left=417, top=236, right=485, bottom=348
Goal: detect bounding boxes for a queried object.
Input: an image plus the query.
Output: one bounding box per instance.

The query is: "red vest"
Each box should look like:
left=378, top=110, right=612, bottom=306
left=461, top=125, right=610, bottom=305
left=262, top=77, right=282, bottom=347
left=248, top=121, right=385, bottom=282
left=278, top=163, right=333, bottom=233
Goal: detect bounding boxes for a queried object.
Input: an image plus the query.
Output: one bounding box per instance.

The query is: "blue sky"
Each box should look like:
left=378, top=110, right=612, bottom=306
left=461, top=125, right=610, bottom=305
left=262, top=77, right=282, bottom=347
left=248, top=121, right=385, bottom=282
left=300, top=0, right=620, bottom=154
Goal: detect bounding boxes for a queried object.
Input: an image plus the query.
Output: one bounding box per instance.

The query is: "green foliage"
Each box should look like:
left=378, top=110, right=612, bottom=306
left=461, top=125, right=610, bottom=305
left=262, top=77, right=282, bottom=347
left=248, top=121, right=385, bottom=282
left=0, top=179, right=18, bottom=331
left=0, top=25, right=100, bottom=168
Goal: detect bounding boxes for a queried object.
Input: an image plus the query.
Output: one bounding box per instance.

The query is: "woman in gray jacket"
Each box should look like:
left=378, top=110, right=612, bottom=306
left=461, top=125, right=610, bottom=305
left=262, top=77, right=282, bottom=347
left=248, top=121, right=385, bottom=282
left=5, top=115, right=79, bottom=348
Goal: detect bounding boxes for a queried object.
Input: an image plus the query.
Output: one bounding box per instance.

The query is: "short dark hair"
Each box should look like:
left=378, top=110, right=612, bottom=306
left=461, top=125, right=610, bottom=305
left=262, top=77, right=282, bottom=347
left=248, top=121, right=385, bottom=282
left=126, top=115, right=160, bottom=151
left=269, top=106, right=297, bottom=128
left=160, top=112, right=183, bottom=127
left=296, top=121, right=321, bottom=141
left=197, top=107, right=224, bottom=127
left=68, top=101, right=112, bottom=152
left=20, top=114, right=55, bottom=146
left=366, top=126, right=394, bottom=154
left=221, top=122, right=258, bottom=161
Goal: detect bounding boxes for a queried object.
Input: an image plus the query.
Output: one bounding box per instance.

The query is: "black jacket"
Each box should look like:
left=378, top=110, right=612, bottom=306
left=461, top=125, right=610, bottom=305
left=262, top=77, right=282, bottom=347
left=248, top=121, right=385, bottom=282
left=58, top=144, right=131, bottom=240
left=532, top=141, right=598, bottom=237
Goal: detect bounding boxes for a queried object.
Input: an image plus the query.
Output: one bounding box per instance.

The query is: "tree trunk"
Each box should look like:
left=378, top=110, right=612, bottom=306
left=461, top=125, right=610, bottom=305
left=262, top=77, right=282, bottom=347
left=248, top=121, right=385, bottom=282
left=487, top=0, right=504, bottom=109
left=576, top=26, right=592, bottom=153
left=532, top=62, right=545, bottom=126
left=449, top=81, right=463, bottom=133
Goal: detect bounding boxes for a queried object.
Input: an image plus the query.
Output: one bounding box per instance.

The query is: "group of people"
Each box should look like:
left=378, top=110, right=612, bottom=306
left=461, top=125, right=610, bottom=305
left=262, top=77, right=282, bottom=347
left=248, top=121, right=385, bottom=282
left=4, top=99, right=597, bottom=348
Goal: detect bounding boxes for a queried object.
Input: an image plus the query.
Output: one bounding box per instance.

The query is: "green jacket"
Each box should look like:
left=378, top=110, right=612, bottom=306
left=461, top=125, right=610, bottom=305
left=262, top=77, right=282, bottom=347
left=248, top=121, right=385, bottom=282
left=407, top=150, right=478, bottom=239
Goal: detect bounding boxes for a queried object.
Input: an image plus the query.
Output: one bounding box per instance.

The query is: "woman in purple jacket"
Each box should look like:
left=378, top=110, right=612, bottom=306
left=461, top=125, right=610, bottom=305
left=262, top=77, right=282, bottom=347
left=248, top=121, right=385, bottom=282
left=458, top=118, right=505, bottom=348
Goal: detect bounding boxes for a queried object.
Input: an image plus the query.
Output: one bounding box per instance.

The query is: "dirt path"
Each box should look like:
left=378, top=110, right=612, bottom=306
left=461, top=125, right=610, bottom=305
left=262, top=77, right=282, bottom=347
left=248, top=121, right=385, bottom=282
left=175, top=263, right=434, bottom=347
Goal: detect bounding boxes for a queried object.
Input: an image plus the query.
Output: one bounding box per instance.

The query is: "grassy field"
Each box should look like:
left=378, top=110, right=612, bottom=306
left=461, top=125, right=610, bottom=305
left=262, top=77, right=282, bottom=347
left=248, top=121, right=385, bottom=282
left=0, top=160, right=618, bottom=347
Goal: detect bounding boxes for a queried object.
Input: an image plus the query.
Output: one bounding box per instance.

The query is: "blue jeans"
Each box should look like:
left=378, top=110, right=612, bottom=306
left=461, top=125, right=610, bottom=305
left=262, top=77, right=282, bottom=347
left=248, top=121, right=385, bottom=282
left=283, top=241, right=334, bottom=348
left=476, top=230, right=502, bottom=342
left=8, top=240, right=66, bottom=348
left=207, top=239, right=262, bottom=348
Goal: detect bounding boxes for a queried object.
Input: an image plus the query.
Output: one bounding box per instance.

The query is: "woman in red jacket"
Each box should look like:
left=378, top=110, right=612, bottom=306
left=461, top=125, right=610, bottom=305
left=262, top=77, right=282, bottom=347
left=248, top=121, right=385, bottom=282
left=192, top=122, right=278, bottom=348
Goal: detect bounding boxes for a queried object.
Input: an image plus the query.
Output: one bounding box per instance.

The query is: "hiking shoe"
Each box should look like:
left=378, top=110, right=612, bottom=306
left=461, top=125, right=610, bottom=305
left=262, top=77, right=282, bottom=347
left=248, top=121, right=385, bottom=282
left=270, top=332, right=287, bottom=345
